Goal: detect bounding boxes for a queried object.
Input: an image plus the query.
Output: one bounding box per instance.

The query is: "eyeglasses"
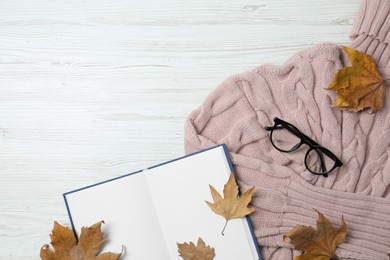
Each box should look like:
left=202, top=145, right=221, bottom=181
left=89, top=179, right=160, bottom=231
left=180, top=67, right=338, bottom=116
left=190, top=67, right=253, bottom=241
left=265, top=117, right=343, bottom=177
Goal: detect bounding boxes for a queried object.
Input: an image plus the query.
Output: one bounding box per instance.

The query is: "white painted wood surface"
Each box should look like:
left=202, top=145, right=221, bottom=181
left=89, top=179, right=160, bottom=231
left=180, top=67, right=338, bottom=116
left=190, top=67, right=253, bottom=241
left=0, top=0, right=360, bottom=258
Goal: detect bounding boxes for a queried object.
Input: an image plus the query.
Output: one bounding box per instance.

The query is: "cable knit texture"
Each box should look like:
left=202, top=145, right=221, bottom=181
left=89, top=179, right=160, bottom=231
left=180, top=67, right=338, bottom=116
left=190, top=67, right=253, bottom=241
left=184, top=0, right=390, bottom=259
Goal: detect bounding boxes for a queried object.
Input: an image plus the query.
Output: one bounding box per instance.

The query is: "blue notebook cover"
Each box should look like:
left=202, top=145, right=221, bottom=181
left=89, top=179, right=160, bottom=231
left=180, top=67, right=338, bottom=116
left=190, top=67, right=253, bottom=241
left=63, top=144, right=262, bottom=260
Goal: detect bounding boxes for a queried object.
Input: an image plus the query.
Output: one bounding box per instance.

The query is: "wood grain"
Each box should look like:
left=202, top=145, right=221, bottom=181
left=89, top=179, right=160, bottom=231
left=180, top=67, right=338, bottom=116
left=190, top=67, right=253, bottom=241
left=0, top=0, right=360, bottom=258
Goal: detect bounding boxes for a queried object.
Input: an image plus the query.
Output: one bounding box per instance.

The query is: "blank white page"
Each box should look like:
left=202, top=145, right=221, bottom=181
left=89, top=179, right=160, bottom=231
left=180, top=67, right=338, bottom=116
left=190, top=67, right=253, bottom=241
left=145, top=146, right=259, bottom=259
left=64, top=171, right=170, bottom=259
left=64, top=145, right=260, bottom=260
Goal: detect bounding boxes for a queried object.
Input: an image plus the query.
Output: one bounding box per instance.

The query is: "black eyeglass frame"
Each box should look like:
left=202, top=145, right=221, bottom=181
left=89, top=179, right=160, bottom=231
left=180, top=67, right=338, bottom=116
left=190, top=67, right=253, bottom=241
left=265, top=117, right=343, bottom=177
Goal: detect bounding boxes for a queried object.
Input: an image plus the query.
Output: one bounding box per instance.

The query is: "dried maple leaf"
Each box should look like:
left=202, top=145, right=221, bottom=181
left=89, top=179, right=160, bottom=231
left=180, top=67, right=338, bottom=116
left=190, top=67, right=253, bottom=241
left=40, top=221, right=121, bottom=260
left=206, top=173, right=255, bottom=235
left=327, top=46, right=385, bottom=112
left=283, top=210, right=347, bottom=260
left=177, top=237, right=215, bottom=260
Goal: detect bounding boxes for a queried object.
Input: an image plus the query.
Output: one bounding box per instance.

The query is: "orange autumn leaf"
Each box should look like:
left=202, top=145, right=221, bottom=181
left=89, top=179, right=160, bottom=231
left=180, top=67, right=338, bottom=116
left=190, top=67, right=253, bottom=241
left=177, top=237, right=215, bottom=260
left=206, top=173, right=255, bottom=235
left=283, top=210, right=347, bottom=260
left=327, top=46, right=385, bottom=112
left=40, top=221, right=121, bottom=260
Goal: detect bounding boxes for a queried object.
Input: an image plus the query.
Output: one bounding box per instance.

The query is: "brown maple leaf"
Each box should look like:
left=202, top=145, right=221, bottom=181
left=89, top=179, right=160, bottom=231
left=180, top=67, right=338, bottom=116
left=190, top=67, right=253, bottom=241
left=206, top=173, right=255, bottom=235
left=177, top=237, right=215, bottom=260
left=283, top=210, right=347, bottom=260
left=326, top=46, right=385, bottom=113
left=40, top=221, right=121, bottom=260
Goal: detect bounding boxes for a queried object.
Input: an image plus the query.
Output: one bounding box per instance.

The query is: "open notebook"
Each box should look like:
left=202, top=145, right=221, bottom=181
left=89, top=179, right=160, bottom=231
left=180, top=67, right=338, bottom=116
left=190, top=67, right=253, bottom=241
left=64, top=144, right=262, bottom=259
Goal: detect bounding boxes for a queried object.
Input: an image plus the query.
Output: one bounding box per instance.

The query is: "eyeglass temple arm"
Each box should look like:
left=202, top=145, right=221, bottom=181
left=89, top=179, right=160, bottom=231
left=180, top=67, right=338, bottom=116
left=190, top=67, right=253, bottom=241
left=265, top=125, right=303, bottom=139
left=301, top=132, right=343, bottom=165
left=266, top=118, right=322, bottom=147
left=287, top=125, right=327, bottom=172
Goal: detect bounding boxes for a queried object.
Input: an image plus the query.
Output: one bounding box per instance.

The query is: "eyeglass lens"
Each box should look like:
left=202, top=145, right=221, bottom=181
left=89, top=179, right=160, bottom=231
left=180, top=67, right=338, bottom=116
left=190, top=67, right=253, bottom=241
left=305, top=147, right=336, bottom=174
left=270, top=126, right=301, bottom=152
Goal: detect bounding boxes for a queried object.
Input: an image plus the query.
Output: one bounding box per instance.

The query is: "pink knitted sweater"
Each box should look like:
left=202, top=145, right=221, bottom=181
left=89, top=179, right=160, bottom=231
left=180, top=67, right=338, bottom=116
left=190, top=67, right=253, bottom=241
left=184, top=0, right=390, bottom=259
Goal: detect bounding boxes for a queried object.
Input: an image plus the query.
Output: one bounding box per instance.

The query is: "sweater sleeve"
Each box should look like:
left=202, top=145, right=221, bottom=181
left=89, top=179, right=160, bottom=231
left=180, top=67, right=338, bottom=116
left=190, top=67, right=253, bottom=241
left=184, top=55, right=390, bottom=260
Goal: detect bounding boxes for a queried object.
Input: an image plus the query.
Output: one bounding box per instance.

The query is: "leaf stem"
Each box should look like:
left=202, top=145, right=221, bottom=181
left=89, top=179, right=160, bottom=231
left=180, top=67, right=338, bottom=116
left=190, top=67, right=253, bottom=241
left=221, top=220, right=228, bottom=236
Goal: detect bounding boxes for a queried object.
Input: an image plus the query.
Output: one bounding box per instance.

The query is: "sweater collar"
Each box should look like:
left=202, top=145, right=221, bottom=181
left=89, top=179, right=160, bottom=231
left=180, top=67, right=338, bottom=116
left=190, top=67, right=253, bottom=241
left=348, top=0, right=390, bottom=68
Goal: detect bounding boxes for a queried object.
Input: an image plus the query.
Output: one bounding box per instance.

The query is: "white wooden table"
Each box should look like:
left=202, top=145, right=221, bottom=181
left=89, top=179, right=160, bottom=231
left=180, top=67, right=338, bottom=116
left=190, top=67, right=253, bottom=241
left=0, top=0, right=360, bottom=258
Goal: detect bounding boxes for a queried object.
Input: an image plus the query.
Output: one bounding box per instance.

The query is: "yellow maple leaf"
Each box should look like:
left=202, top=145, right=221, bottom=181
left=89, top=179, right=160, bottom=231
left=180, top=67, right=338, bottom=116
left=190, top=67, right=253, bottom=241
left=327, top=46, right=385, bottom=112
left=40, top=221, right=121, bottom=260
left=283, top=210, right=347, bottom=260
left=206, top=173, right=255, bottom=235
left=177, top=237, right=215, bottom=260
